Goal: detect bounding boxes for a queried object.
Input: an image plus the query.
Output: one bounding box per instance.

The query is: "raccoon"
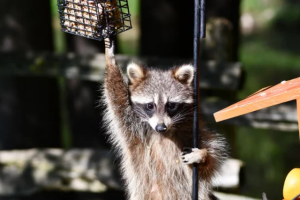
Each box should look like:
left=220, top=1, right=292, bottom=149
left=102, top=38, right=227, bottom=200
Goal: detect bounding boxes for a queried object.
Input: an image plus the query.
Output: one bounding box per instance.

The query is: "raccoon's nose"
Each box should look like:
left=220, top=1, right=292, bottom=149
left=155, top=123, right=167, bottom=133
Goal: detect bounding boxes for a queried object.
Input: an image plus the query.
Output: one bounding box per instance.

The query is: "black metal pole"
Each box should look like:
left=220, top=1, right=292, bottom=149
left=200, top=0, right=206, bottom=39
left=193, top=0, right=205, bottom=199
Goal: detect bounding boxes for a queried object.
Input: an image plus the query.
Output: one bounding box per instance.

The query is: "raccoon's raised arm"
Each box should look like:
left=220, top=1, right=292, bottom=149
left=104, top=38, right=131, bottom=120
left=104, top=38, right=117, bottom=67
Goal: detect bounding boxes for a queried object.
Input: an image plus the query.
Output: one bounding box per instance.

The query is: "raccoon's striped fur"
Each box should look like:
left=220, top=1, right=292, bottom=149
left=102, top=38, right=227, bottom=200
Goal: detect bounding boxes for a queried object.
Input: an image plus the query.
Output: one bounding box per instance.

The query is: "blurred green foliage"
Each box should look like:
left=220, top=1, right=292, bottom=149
left=237, top=0, right=300, bottom=199
left=274, top=4, right=300, bottom=25
left=50, top=0, right=72, bottom=149
left=242, top=0, right=280, bottom=13
left=117, top=0, right=140, bottom=55
left=241, top=41, right=300, bottom=70
left=50, top=0, right=66, bottom=53
left=236, top=127, right=299, bottom=198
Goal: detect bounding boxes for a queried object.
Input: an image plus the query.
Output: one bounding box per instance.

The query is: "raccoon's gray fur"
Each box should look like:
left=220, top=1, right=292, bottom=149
left=102, top=38, right=227, bottom=200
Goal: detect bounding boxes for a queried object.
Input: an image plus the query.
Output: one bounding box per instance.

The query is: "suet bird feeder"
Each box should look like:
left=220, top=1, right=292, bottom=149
left=57, top=0, right=132, bottom=41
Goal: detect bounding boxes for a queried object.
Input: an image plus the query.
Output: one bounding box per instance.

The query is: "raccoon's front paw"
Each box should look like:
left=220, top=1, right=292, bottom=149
left=181, top=147, right=208, bottom=165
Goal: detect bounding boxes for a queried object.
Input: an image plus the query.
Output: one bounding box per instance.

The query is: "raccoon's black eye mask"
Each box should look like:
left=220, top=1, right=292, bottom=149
left=166, top=102, right=178, bottom=111
left=133, top=102, right=192, bottom=119
left=132, top=103, right=156, bottom=118
left=167, top=102, right=193, bottom=118
left=166, top=102, right=181, bottom=117
left=143, top=102, right=156, bottom=117
left=145, top=102, right=155, bottom=111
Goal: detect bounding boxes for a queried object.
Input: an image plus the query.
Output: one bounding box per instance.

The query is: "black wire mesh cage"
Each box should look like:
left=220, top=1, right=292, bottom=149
left=57, top=0, right=132, bottom=41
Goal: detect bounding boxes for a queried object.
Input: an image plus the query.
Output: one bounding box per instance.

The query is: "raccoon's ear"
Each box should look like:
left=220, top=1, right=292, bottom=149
left=172, top=64, right=194, bottom=85
left=127, top=63, right=148, bottom=84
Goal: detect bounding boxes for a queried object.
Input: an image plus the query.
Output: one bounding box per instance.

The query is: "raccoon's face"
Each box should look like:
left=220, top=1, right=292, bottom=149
left=127, top=63, right=194, bottom=133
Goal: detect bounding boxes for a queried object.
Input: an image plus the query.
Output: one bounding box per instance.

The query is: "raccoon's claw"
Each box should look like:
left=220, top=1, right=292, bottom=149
left=181, top=148, right=208, bottom=165
left=182, top=147, right=192, bottom=155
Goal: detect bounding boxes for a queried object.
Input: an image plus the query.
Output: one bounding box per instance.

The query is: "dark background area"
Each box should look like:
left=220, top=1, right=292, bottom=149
left=1, top=0, right=300, bottom=199
left=0, top=0, right=240, bottom=151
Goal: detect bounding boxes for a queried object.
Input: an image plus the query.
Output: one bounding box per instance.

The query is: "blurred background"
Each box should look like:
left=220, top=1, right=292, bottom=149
left=0, top=0, right=299, bottom=199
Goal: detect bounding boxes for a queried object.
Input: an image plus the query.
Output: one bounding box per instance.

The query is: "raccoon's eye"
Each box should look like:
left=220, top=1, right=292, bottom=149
left=166, top=102, right=178, bottom=111
left=145, top=103, right=155, bottom=110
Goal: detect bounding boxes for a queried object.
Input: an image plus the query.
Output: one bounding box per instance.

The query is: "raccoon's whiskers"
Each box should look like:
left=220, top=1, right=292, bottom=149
left=172, top=109, right=191, bottom=120
left=172, top=107, right=194, bottom=124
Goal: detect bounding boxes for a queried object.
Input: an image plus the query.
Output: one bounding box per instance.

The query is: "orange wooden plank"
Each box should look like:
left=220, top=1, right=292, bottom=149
left=214, top=77, right=300, bottom=122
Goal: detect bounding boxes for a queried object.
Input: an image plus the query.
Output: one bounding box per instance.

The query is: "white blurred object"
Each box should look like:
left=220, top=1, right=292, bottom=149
left=240, top=13, right=255, bottom=35
left=214, top=191, right=260, bottom=200
left=212, top=158, right=244, bottom=189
